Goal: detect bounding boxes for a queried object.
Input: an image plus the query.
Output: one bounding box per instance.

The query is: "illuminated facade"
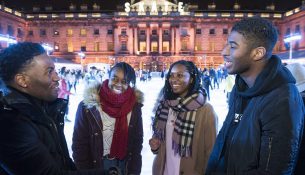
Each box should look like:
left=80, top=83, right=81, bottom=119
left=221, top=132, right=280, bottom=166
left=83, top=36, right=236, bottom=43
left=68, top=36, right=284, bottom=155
left=0, top=1, right=305, bottom=71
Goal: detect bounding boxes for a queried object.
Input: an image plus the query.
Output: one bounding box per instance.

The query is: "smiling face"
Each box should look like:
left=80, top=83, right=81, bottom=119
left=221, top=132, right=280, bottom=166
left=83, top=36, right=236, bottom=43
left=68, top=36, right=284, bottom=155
left=21, top=53, right=60, bottom=102
left=108, top=67, right=128, bottom=94
left=168, top=64, right=193, bottom=98
left=222, top=31, right=254, bottom=77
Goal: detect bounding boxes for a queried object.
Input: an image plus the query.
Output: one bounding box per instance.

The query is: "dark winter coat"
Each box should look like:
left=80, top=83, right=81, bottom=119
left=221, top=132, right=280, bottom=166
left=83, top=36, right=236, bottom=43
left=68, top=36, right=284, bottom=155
left=294, top=91, right=305, bottom=175
left=72, top=83, right=144, bottom=175
left=0, top=87, right=104, bottom=175
left=206, top=56, right=305, bottom=174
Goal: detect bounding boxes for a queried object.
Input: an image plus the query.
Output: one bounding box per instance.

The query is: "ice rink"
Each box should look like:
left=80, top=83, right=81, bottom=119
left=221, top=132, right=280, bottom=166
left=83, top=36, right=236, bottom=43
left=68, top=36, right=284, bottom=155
left=64, top=77, right=228, bottom=175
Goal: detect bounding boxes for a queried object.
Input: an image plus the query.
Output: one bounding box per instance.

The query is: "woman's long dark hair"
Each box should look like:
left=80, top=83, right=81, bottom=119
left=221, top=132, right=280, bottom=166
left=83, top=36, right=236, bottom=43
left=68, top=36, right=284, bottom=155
left=163, top=60, right=202, bottom=100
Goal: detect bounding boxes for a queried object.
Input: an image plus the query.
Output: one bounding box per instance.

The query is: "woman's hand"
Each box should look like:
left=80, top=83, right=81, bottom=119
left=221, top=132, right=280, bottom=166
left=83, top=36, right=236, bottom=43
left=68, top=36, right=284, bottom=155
left=149, top=137, right=160, bottom=151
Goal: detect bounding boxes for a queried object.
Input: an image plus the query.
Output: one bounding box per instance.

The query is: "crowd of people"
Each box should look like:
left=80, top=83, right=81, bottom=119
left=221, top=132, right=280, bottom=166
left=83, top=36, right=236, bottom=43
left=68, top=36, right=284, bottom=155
left=0, top=17, right=305, bottom=175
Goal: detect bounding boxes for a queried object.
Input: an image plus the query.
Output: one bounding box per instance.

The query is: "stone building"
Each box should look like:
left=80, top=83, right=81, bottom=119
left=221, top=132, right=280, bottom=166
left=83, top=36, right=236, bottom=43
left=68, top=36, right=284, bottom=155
left=0, top=0, right=305, bottom=71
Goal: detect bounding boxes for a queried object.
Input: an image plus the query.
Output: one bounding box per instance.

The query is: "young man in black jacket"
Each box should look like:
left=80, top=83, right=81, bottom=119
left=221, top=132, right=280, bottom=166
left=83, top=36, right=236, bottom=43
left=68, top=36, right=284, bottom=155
left=286, top=63, right=305, bottom=175
left=206, top=17, right=305, bottom=174
left=0, top=42, right=105, bottom=175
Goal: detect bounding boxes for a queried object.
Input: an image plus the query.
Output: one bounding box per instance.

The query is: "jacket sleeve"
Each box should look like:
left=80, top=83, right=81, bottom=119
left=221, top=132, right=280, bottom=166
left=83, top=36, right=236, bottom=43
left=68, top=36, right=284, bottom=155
left=246, top=91, right=304, bottom=174
left=201, top=103, right=218, bottom=173
left=0, top=116, right=105, bottom=175
left=127, top=105, right=143, bottom=175
left=72, top=102, right=93, bottom=169
left=206, top=87, right=236, bottom=174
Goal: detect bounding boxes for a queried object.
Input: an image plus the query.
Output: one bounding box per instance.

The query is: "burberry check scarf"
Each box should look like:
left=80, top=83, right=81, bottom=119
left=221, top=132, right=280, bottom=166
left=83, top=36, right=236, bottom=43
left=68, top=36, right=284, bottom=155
left=154, top=90, right=206, bottom=157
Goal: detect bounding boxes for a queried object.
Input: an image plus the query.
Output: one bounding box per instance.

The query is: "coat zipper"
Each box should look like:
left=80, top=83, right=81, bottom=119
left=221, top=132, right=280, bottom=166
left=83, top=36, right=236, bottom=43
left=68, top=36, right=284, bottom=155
left=41, top=107, right=67, bottom=167
left=265, top=137, right=273, bottom=171
left=49, top=117, right=67, bottom=166
left=88, top=109, right=103, bottom=133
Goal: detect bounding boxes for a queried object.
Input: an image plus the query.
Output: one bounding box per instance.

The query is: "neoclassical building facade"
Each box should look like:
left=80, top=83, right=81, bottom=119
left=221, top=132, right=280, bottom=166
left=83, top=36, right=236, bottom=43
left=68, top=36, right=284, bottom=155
left=0, top=0, right=305, bottom=71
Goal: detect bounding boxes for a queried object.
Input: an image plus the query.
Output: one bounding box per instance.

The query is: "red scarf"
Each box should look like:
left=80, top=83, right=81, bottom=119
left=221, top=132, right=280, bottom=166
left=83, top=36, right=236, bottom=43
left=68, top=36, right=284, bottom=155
left=99, top=79, right=136, bottom=159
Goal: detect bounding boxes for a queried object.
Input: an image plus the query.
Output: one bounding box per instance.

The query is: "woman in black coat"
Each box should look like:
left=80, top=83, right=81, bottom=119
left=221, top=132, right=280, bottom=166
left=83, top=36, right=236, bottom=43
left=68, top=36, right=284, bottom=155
left=72, top=62, right=143, bottom=175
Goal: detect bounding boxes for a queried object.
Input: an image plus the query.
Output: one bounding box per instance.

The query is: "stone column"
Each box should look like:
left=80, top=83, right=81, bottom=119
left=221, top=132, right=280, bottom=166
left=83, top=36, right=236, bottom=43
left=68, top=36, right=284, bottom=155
left=128, top=26, right=133, bottom=55
left=134, top=26, right=138, bottom=55
left=146, top=25, right=150, bottom=54
left=171, top=26, right=175, bottom=54
left=114, top=26, right=120, bottom=54
left=175, top=26, right=180, bottom=55
left=159, top=25, right=162, bottom=54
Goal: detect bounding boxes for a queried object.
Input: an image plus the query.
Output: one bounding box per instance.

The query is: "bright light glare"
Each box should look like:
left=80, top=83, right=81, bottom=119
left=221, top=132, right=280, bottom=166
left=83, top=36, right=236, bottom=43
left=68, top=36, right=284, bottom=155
left=0, top=34, right=17, bottom=43
left=284, top=34, right=302, bottom=43
left=42, top=43, right=54, bottom=52
left=78, top=52, right=85, bottom=58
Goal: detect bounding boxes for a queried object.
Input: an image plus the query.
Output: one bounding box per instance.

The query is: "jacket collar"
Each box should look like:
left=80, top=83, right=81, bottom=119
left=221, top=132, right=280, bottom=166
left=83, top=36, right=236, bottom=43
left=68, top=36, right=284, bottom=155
left=82, top=82, right=144, bottom=109
left=1, top=87, right=68, bottom=124
left=235, top=55, right=296, bottom=98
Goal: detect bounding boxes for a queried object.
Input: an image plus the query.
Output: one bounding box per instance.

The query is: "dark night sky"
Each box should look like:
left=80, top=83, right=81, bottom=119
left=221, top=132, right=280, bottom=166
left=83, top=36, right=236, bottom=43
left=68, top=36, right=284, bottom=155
left=1, top=0, right=304, bottom=12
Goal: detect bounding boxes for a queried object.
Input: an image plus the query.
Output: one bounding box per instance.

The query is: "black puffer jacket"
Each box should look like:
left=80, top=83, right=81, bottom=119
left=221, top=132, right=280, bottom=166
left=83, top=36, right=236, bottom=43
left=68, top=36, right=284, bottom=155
left=206, top=56, right=305, bottom=174
left=0, top=87, right=104, bottom=175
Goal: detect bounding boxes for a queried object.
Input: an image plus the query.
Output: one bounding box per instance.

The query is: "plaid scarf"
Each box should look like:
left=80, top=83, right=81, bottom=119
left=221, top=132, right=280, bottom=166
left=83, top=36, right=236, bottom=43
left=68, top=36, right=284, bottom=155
left=154, top=90, right=206, bottom=157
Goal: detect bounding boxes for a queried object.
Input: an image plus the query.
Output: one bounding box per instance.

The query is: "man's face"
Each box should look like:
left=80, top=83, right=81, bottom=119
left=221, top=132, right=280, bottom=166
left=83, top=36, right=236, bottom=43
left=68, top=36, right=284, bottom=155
left=23, top=53, right=60, bottom=102
left=222, top=31, right=254, bottom=77
left=169, top=64, right=192, bottom=98
left=108, top=68, right=128, bottom=94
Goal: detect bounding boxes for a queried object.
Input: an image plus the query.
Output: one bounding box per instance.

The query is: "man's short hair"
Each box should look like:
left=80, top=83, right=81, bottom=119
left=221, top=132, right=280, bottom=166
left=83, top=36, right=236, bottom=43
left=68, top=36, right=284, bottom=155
left=232, top=17, right=278, bottom=58
left=0, top=42, right=46, bottom=83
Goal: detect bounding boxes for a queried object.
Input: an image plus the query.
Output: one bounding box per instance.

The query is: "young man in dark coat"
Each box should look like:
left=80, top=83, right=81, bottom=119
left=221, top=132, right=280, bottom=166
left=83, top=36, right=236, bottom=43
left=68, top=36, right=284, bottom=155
left=286, top=63, right=305, bottom=175
left=206, top=17, right=305, bottom=174
left=0, top=42, right=105, bottom=175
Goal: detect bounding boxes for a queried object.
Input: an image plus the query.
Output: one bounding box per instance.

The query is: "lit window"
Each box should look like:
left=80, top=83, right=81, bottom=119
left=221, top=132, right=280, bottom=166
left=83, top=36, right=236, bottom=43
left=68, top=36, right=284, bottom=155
left=67, top=29, right=73, bottom=37
left=140, top=42, right=146, bottom=52
left=80, top=29, right=87, bottom=36
left=94, top=42, right=100, bottom=52
left=209, top=42, right=215, bottom=51
left=181, top=41, right=187, bottom=50
left=195, top=41, right=202, bottom=51
left=162, top=41, right=169, bottom=52
left=151, top=42, right=158, bottom=52
left=107, top=42, right=114, bottom=51
left=67, top=41, right=73, bottom=52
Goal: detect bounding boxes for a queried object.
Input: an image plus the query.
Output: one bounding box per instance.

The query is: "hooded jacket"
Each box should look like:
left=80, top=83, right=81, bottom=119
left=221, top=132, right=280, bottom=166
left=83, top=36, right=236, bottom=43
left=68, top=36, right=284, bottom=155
left=72, top=83, right=143, bottom=175
left=206, top=56, right=305, bottom=174
left=0, top=87, right=104, bottom=175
